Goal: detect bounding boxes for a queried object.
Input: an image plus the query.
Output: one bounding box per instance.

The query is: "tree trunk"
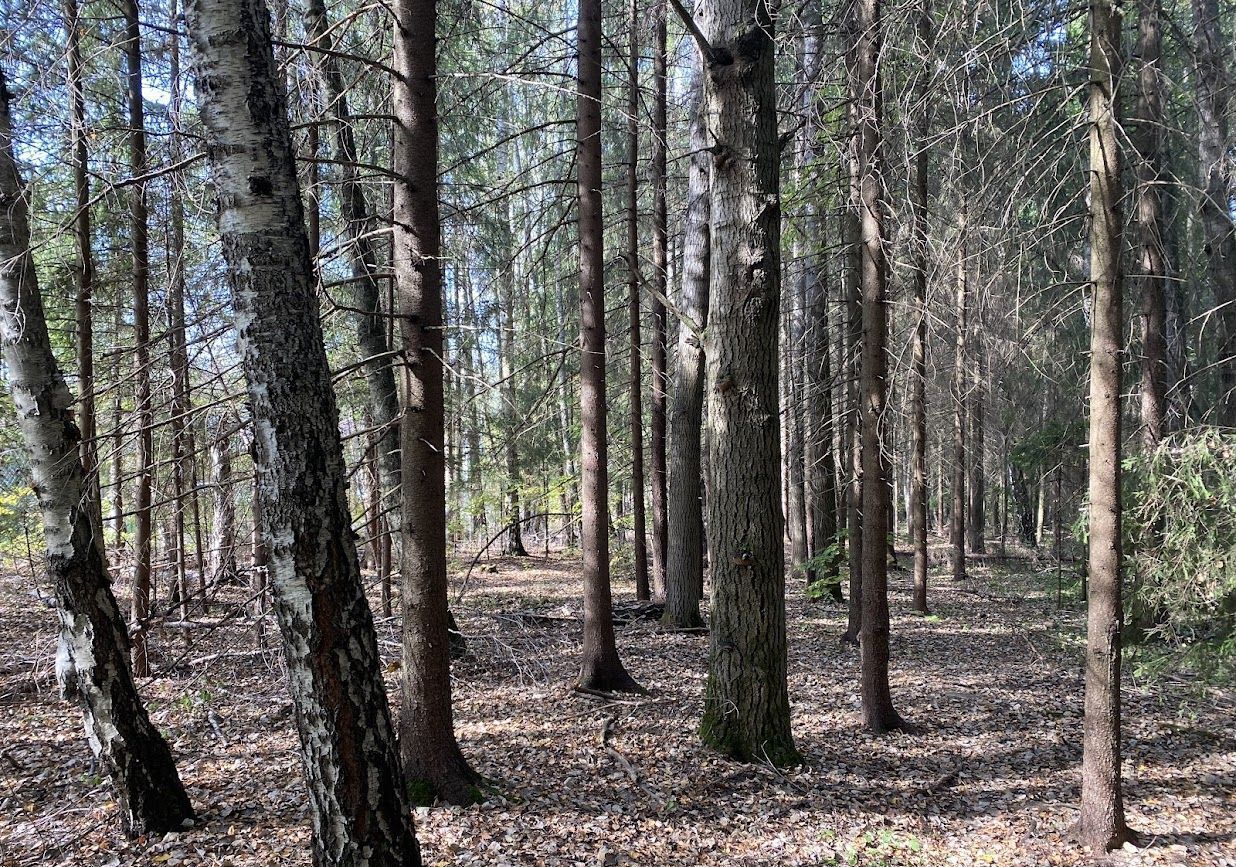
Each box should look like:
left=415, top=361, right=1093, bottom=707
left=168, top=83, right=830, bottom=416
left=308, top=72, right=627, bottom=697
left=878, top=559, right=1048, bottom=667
left=0, top=71, right=195, bottom=837
left=649, top=0, right=669, bottom=599
left=304, top=0, right=403, bottom=535
left=695, top=0, right=798, bottom=766
left=123, top=0, right=154, bottom=678
left=208, top=421, right=238, bottom=588
left=183, top=2, right=421, bottom=862
left=65, top=0, right=105, bottom=563
left=392, top=0, right=480, bottom=805
left=1078, top=0, right=1134, bottom=850
left=910, top=0, right=932, bottom=614
left=853, top=0, right=905, bottom=735
left=842, top=123, right=864, bottom=646
left=950, top=218, right=968, bottom=583
left=966, top=332, right=986, bottom=554
left=576, top=0, right=641, bottom=693
left=662, top=66, right=709, bottom=631
left=1136, top=0, right=1166, bottom=449
left=626, top=7, right=651, bottom=601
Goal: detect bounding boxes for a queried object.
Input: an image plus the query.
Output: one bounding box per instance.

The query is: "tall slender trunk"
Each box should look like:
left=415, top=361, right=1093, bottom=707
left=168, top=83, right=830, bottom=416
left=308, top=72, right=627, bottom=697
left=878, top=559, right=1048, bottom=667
left=950, top=218, right=968, bottom=583
left=167, top=0, right=194, bottom=615
left=662, top=66, right=709, bottom=631
left=392, top=0, right=480, bottom=804
left=554, top=282, right=580, bottom=548
left=649, top=0, right=669, bottom=598
left=966, top=328, right=986, bottom=554
left=1191, top=0, right=1236, bottom=424
left=183, top=2, right=421, bottom=861
left=304, top=0, right=403, bottom=531
left=1078, top=0, right=1134, bottom=849
left=626, top=7, right=650, bottom=600
left=123, top=0, right=153, bottom=677
left=577, top=0, right=640, bottom=693
left=65, top=0, right=104, bottom=561
left=842, top=129, right=864, bottom=645
left=910, top=0, right=932, bottom=614
left=0, top=72, right=195, bottom=836
left=696, top=0, right=797, bottom=766
left=207, top=421, right=238, bottom=587
left=853, top=0, right=904, bottom=734
left=1136, top=0, right=1166, bottom=449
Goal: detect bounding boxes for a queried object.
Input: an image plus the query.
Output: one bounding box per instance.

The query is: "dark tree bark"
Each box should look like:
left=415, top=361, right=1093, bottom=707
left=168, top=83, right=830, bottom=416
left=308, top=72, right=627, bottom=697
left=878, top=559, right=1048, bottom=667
left=950, top=219, right=968, bottom=583
left=183, top=2, right=421, bottom=862
left=662, top=65, right=709, bottom=631
left=966, top=331, right=986, bottom=554
left=392, top=0, right=481, bottom=805
left=1077, top=0, right=1135, bottom=850
left=304, top=0, right=403, bottom=533
left=576, top=0, right=641, bottom=693
left=1190, top=0, right=1235, bottom=424
left=0, top=71, right=195, bottom=837
left=122, top=0, right=154, bottom=677
left=1136, top=0, right=1166, bottom=449
left=626, top=5, right=651, bottom=601
left=853, top=0, right=905, bottom=735
left=65, top=0, right=104, bottom=562
left=695, top=0, right=798, bottom=766
left=910, top=0, right=932, bottom=614
left=649, top=0, right=669, bottom=599
left=841, top=32, right=864, bottom=648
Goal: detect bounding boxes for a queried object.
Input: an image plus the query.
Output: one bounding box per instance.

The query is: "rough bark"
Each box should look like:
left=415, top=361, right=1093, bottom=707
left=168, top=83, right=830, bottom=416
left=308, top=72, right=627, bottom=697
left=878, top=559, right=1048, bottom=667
left=576, top=0, right=641, bottom=693
left=950, top=219, right=968, bottom=583
left=1078, top=0, right=1135, bottom=850
left=966, top=331, right=985, bottom=554
left=0, top=71, right=195, bottom=838
left=207, top=422, right=238, bottom=588
left=662, top=66, right=709, bottom=631
left=304, top=0, right=403, bottom=532
left=392, top=0, right=480, bottom=806
left=696, top=0, right=798, bottom=766
left=626, top=7, right=651, bottom=601
left=1136, top=0, right=1166, bottom=449
left=853, top=0, right=905, bottom=734
left=910, top=0, right=931, bottom=614
left=1190, top=0, right=1236, bottom=424
left=649, top=0, right=669, bottom=598
left=183, top=1, right=421, bottom=862
left=123, top=0, right=153, bottom=677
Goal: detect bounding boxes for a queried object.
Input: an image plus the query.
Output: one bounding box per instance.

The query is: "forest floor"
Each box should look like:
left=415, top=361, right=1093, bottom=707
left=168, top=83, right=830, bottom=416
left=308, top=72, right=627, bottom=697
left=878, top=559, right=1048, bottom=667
left=1, top=542, right=1234, bottom=867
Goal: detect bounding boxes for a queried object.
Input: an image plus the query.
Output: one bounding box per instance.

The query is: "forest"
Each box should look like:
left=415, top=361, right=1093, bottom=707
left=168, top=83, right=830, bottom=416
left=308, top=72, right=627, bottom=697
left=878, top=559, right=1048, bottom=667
left=0, top=0, right=1233, bottom=863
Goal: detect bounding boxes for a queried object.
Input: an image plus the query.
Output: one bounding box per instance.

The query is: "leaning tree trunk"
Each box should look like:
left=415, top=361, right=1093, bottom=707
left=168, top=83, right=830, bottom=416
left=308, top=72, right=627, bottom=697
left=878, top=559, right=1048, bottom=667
left=910, top=0, right=932, bottom=614
left=1078, top=0, right=1135, bottom=850
left=1191, top=0, right=1236, bottom=425
left=853, top=0, right=905, bottom=735
left=695, top=0, right=798, bottom=767
left=576, top=0, right=641, bottom=693
left=183, top=2, right=421, bottom=863
left=392, top=0, right=481, bottom=805
left=662, top=65, right=709, bottom=631
left=304, top=0, right=403, bottom=533
left=0, top=70, right=195, bottom=838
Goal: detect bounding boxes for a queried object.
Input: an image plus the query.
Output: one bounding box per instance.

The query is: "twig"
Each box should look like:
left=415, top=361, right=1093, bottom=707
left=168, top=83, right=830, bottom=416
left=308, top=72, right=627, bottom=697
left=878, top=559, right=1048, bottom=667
left=600, top=716, right=639, bottom=785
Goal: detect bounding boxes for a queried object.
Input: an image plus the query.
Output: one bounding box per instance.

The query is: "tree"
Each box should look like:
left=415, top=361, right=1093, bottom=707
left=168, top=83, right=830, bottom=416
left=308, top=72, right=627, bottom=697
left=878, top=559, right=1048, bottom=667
left=1190, top=0, right=1235, bottom=424
left=183, top=0, right=421, bottom=862
left=392, top=0, right=482, bottom=804
left=1135, top=0, right=1166, bottom=449
left=576, top=0, right=641, bottom=693
left=122, top=0, right=154, bottom=677
left=662, top=64, right=709, bottom=631
left=0, top=68, right=195, bottom=837
left=909, top=0, right=932, bottom=614
left=649, top=0, right=670, bottom=598
left=853, top=0, right=905, bottom=735
left=950, top=214, right=968, bottom=583
left=692, top=0, right=798, bottom=766
left=1077, top=0, right=1135, bottom=849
